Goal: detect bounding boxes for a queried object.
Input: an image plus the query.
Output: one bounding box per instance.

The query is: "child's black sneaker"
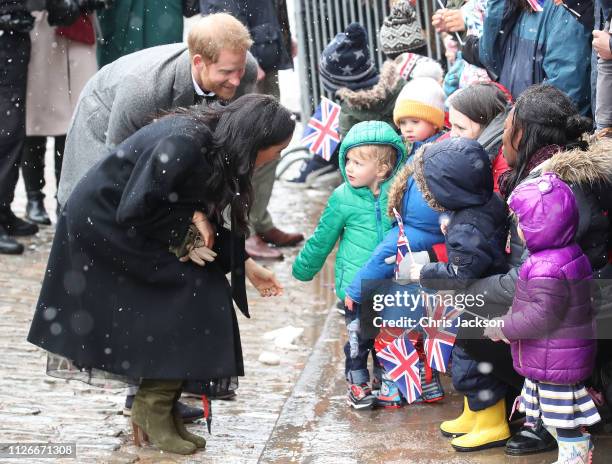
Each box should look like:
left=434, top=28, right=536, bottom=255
left=347, top=383, right=375, bottom=409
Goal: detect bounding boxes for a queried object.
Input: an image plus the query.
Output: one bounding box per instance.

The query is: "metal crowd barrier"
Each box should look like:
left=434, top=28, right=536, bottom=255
left=294, top=0, right=444, bottom=118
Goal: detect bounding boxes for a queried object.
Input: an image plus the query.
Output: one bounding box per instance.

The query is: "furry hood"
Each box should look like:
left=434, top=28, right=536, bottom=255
left=386, top=143, right=444, bottom=217
left=387, top=161, right=414, bottom=218
left=336, top=59, right=402, bottom=109
left=535, top=139, right=612, bottom=186
left=411, top=144, right=445, bottom=212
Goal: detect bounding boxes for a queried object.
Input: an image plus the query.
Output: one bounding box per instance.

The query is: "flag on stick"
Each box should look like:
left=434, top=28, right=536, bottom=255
left=422, top=296, right=462, bottom=373
left=300, top=97, right=341, bottom=161
left=377, top=335, right=422, bottom=403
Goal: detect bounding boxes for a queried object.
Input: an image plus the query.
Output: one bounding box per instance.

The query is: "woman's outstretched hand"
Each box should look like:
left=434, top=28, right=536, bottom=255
left=245, top=258, right=284, bottom=297
left=192, top=210, right=215, bottom=249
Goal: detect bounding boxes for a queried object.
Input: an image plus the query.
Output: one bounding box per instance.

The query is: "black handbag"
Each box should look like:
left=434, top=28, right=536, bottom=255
left=183, top=0, right=201, bottom=17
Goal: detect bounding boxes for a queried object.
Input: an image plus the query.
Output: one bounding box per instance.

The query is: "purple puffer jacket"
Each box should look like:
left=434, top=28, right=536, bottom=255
left=501, top=173, right=596, bottom=384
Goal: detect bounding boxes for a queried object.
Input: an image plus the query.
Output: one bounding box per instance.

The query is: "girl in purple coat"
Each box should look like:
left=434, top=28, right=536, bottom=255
left=485, top=172, right=600, bottom=463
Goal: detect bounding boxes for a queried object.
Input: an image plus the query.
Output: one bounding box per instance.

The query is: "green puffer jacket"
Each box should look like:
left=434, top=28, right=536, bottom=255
left=292, top=121, right=406, bottom=300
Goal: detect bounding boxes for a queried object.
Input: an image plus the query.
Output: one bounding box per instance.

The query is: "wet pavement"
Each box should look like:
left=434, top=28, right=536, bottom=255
left=0, top=162, right=336, bottom=463
left=4, top=163, right=612, bottom=464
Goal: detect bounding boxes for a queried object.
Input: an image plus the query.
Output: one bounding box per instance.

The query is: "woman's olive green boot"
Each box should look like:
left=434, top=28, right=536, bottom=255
left=131, top=379, right=196, bottom=455
left=173, top=410, right=207, bottom=448
left=171, top=391, right=207, bottom=448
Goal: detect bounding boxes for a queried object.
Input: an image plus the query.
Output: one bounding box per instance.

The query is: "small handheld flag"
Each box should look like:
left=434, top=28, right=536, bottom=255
left=422, top=296, right=462, bottom=374
left=300, top=97, right=341, bottom=161
left=377, top=335, right=422, bottom=403
left=392, top=207, right=414, bottom=279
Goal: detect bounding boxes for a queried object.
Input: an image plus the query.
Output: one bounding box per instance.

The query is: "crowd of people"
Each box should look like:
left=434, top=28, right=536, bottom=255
left=291, top=1, right=612, bottom=463
left=1, top=0, right=611, bottom=461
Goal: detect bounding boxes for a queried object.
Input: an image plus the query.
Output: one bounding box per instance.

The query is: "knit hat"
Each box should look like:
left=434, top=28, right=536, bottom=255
left=393, top=77, right=446, bottom=128
left=379, top=0, right=427, bottom=56
left=395, top=52, right=443, bottom=82
left=319, top=23, right=379, bottom=93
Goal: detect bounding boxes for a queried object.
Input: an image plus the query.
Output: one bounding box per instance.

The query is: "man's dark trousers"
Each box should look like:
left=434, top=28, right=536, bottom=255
left=0, top=30, right=30, bottom=212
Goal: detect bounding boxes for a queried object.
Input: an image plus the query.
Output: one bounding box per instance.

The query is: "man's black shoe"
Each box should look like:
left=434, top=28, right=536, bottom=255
left=123, top=395, right=204, bottom=423
left=0, top=225, right=24, bottom=255
left=0, top=209, right=38, bottom=236
left=505, top=420, right=557, bottom=455
left=26, top=192, right=51, bottom=225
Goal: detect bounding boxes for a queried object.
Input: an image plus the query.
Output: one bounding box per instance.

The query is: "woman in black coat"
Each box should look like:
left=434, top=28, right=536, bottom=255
left=27, top=94, right=295, bottom=455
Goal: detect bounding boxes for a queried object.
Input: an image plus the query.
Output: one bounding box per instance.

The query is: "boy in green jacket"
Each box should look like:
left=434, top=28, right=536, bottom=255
left=292, top=120, right=406, bottom=409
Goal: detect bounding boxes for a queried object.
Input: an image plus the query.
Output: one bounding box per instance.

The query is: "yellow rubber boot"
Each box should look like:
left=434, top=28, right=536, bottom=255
left=450, top=398, right=511, bottom=452
left=440, top=397, right=477, bottom=437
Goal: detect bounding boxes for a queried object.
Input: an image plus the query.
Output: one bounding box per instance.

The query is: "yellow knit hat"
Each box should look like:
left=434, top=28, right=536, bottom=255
left=393, top=77, right=445, bottom=128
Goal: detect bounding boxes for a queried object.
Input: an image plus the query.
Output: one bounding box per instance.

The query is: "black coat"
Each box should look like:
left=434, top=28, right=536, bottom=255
left=199, top=0, right=293, bottom=71
left=27, top=115, right=248, bottom=383
left=415, top=138, right=508, bottom=289
left=413, top=138, right=515, bottom=392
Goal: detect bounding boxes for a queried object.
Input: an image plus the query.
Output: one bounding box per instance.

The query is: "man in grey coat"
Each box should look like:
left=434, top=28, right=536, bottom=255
left=58, top=12, right=303, bottom=259
left=58, top=13, right=257, bottom=206
left=199, top=0, right=304, bottom=259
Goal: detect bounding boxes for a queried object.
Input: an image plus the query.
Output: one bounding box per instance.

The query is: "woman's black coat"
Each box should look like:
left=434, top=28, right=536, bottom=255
left=27, top=115, right=248, bottom=383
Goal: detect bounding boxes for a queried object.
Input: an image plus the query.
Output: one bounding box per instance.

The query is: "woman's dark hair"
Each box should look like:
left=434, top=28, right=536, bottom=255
left=449, top=83, right=507, bottom=127
left=170, top=94, right=295, bottom=234
left=505, top=84, right=591, bottom=192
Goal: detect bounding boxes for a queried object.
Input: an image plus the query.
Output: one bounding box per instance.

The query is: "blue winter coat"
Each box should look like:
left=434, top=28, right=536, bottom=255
left=479, top=0, right=591, bottom=115
left=345, top=136, right=445, bottom=303
left=415, top=138, right=509, bottom=288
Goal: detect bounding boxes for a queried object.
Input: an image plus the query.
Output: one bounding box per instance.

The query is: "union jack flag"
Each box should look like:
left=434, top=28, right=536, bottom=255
left=300, top=97, right=341, bottom=161
left=526, top=0, right=545, bottom=12
left=377, top=335, right=422, bottom=403
left=422, top=296, right=462, bottom=374
left=392, top=208, right=410, bottom=280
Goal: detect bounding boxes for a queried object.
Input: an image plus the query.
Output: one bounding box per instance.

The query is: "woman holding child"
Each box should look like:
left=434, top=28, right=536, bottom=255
left=26, top=94, right=294, bottom=455
left=462, top=84, right=612, bottom=457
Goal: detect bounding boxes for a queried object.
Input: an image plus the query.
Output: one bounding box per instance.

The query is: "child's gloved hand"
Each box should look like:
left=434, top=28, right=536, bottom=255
left=387, top=252, right=431, bottom=281
left=483, top=319, right=510, bottom=344
left=440, top=216, right=450, bottom=235
left=385, top=250, right=431, bottom=266
left=345, top=295, right=354, bottom=312
left=409, top=263, right=423, bottom=281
